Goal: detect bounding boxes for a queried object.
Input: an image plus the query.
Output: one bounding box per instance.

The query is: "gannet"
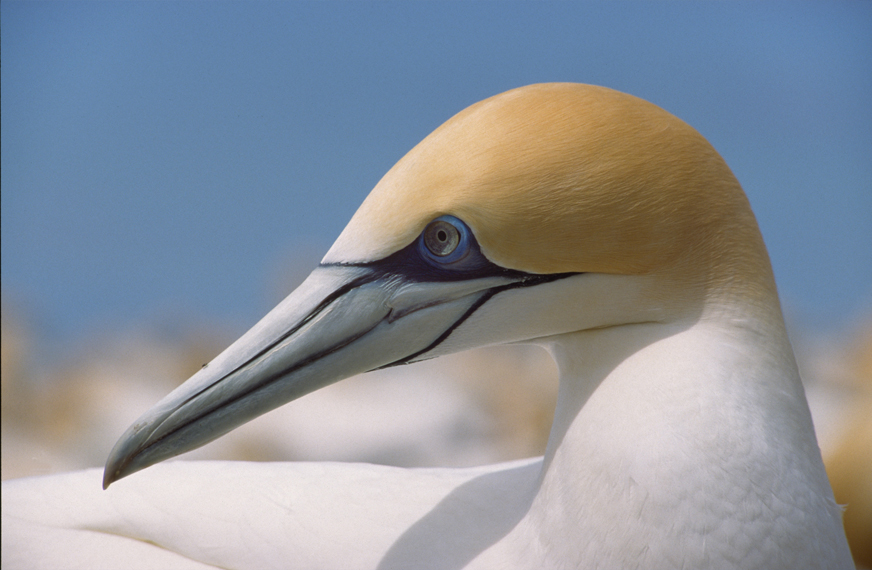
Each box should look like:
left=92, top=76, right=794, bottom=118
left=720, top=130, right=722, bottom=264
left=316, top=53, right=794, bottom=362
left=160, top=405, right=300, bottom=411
left=2, top=83, right=853, bottom=570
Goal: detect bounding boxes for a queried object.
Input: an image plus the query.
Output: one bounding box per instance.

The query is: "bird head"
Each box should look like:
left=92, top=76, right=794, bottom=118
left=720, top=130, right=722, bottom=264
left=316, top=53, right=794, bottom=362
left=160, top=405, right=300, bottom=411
left=104, top=83, right=776, bottom=488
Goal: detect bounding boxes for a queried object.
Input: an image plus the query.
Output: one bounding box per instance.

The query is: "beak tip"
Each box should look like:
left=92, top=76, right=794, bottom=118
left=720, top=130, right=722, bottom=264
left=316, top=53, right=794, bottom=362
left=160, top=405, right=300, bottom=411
left=102, top=449, right=127, bottom=489
left=102, top=424, right=148, bottom=489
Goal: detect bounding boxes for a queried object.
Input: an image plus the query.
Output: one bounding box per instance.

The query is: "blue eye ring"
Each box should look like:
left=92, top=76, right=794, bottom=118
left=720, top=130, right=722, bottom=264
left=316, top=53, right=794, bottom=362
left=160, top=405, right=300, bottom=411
left=418, top=215, right=472, bottom=266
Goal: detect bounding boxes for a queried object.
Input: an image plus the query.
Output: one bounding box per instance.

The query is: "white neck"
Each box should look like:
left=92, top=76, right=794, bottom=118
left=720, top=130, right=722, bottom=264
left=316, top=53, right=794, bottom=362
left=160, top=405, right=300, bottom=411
left=497, top=314, right=851, bottom=568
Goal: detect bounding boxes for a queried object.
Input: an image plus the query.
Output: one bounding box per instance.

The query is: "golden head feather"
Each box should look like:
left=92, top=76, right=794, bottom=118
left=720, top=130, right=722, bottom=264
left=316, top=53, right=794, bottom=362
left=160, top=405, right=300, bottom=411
left=325, top=83, right=776, bottom=308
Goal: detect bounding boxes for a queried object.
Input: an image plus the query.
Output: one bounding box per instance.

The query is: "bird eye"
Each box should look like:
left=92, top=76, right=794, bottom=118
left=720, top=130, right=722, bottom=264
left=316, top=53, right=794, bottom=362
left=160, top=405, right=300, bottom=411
left=424, top=220, right=460, bottom=257
left=418, top=215, right=473, bottom=267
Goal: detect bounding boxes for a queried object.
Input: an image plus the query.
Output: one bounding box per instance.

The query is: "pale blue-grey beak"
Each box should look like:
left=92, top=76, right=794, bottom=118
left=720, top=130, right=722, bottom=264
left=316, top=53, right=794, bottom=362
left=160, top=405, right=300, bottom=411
left=103, top=262, right=555, bottom=488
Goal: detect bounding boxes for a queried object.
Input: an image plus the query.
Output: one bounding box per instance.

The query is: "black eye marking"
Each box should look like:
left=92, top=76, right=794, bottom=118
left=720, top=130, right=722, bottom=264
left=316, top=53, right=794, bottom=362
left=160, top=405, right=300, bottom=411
left=325, top=214, right=509, bottom=280
left=323, top=214, right=578, bottom=285
left=317, top=214, right=580, bottom=367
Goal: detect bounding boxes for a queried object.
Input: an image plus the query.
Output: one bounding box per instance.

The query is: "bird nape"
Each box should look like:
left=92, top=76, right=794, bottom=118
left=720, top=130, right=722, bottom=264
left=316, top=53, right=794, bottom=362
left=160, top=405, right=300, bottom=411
left=1, top=84, right=854, bottom=570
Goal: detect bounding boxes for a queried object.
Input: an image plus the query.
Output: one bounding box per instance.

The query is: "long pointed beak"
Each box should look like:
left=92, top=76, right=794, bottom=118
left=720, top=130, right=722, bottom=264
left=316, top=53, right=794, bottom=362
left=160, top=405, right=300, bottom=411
left=103, top=264, right=526, bottom=488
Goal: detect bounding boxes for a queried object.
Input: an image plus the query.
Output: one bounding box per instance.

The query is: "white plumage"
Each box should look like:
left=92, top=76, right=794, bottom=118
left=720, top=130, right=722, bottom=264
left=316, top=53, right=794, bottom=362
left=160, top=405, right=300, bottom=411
left=1, top=84, right=854, bottom=569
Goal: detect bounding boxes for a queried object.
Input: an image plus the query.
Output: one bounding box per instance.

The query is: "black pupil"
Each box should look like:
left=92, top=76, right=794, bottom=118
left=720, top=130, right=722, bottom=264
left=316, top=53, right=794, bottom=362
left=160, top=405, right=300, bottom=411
left=424, top=220, right=460, bottom=258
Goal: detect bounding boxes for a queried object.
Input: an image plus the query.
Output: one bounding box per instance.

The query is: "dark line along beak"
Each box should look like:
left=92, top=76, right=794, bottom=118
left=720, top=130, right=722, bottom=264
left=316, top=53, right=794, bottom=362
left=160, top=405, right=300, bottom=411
left=103, top=261, right=571, bottom=488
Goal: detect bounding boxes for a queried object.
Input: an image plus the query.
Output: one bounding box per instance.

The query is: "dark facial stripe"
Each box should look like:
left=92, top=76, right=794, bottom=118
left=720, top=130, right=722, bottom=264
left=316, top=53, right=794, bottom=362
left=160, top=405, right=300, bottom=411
left=136, top=251, right=576, bottom=465
left=167, top=247, right=574, bottom=433
left=376, top=272, right=577, bottom=369
left=322, top=221, right=532, bottom=283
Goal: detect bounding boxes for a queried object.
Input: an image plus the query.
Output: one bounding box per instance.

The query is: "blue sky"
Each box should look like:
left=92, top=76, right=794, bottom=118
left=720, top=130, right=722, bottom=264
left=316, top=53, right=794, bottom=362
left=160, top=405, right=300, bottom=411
left=2, top=2, right=871, bottom=350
